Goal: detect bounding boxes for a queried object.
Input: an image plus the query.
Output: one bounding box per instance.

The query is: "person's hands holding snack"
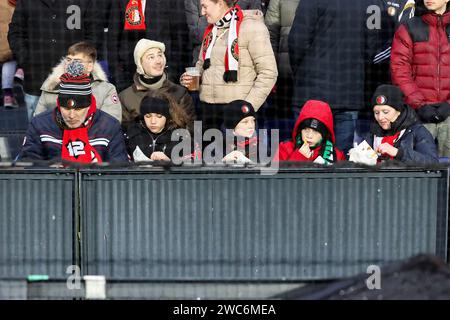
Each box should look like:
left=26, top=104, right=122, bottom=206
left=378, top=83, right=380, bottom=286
left=376, top=143, right=398, bottom=158
left=150, top=152, right=170, bottom=161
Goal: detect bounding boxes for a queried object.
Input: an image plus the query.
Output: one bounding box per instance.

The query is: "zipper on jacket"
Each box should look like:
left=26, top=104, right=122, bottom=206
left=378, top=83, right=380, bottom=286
left=146, top=130, right=163, bottom=155
left=438, top=16, right=442, bottom=98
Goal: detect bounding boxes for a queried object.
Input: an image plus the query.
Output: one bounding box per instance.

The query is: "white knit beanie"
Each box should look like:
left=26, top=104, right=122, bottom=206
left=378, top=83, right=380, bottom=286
left=134, top=39, right=166, bottom=75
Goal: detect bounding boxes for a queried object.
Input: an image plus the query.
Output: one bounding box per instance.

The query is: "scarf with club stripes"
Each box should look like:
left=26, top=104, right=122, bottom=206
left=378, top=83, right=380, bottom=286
left=124, top=0, right=146, bottom=30
left=56, top=96, right=103, bottom=164
left=201, top=5, right=243, bottom=82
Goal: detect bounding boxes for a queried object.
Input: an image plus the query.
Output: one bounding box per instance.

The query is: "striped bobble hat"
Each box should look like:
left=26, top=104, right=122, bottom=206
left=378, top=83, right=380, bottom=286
left=58, top=60, right=92, bottom=109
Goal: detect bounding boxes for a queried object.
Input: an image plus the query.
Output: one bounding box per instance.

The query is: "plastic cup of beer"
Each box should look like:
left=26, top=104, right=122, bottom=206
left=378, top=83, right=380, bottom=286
left=185, top=67, right=200, bottom=91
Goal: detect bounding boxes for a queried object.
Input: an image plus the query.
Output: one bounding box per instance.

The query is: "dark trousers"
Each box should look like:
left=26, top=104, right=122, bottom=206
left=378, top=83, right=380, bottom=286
left=198, top=101, right=226, bottom=131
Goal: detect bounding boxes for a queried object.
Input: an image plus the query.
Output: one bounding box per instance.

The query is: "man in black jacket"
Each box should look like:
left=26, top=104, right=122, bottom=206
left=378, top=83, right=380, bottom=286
left=8, top=0, right=100, bottom=122
left=360, top=0, right=415, bottom=146
left=289, top=0, right=385, bottom=154
left=107, top=0, right=191, bottom=93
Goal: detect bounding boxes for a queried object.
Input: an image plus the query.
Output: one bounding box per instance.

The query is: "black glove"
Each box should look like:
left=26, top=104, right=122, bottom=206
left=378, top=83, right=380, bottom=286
left=436, top=102, right=450, bottom=119
left=417, top=104, right=443, bottom=123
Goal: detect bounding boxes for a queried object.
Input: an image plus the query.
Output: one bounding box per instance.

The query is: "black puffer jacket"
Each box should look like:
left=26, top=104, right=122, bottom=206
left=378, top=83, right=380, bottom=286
left=289, top=0, right=384, bottom=110
left=125, top=120, right=191, bottom=162
left=8, top=0, right=99, bottom=95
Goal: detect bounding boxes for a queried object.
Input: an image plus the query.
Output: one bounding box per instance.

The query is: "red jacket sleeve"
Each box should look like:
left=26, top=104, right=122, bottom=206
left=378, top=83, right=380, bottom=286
left=336, top=149, right=347, bottom=161
left=390, top=25, right=426, bottom=109
left=273, top=141, right=294, bottom=161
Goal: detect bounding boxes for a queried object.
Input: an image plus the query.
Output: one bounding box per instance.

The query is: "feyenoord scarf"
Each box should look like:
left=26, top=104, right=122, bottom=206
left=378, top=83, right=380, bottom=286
left=124, top=0, right=146, bottom=30
left=201, top=5, right=243, bottom=82
left=376, top=131, right=402, bottom=161
left=295, top=133, right=335, bottom=164
left=320, top=140, right=335, bottom=164
left=236, top=136, right=258, bottom=159
left=57, top=96, right=103, bottom=164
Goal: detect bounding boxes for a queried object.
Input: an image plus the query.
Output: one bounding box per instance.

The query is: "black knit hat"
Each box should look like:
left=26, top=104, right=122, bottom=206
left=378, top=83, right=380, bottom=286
left=223, top=100, right=256, bottom=129
left=298, top=118, right=329, bottom=140
left=140, top=96, right=171, bottom=119
left=58, top=61, right=92, bottom=109
left=371, top=84, right=405, bottom=111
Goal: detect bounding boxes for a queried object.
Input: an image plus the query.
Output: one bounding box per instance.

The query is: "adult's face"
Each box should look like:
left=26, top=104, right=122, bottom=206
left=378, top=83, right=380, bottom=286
left=60, top=106, right=89, bottom=129
left=141, top=48, right=166, bottom=77
left=201, top=0, right=230, bottom=24
left=373, top=105, right=401, bottom=131
left=424, top=0, right=449, bottom=14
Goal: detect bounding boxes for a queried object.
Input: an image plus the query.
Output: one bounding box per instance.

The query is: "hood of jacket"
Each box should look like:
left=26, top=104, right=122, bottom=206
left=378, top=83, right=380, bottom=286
left=242, top=9, right=265, bottom=23
left=291, top=100, right=336, bottom=143
left=40, top=58, right=108, bottom=92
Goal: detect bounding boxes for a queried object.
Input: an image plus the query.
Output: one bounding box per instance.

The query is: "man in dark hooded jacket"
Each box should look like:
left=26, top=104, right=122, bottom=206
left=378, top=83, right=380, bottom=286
left=289, top=0, right=385, bottom=155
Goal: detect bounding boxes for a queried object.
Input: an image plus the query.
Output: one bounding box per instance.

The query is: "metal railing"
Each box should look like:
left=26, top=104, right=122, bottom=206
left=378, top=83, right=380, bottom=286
left=0, top=165, right=448, bottom=298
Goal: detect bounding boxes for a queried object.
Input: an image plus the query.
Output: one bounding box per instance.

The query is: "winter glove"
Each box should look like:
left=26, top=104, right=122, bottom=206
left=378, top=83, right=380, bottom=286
left=436, top=102, right=450, bottom=120
left=417, top=105, right=443, bottom=123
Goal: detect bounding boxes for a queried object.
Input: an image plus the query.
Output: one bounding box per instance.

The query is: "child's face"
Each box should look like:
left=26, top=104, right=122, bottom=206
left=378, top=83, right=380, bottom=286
left=144, top=113, right=167, bottom=134
left=234, top=116, right=256, bottom=138
left=65, top=53, right=94, bottom=74
left=301, top=127, right=323, bottom=147
left=425, top=0, right=449, bottom=14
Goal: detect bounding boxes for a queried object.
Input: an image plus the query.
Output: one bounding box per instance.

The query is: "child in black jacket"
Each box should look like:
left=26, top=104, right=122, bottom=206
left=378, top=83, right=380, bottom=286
left=125, top=92, right=196, bottom=162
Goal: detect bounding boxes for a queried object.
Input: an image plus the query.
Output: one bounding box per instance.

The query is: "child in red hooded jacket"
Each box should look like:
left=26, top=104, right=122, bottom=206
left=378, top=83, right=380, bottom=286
left=274, top=100, right=346, bottom=163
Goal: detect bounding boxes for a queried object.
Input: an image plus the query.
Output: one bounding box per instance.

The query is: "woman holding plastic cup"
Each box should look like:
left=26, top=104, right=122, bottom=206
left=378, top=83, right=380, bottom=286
left=180, top=0, right=278, bottom=130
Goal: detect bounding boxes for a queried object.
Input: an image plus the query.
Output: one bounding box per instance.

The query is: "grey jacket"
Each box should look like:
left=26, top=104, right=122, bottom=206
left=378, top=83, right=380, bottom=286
left=184, top=0, right=262, bottom=64
left=264, top=0, right=300, bottom=80
left=34, top=59, right=122, bottom=122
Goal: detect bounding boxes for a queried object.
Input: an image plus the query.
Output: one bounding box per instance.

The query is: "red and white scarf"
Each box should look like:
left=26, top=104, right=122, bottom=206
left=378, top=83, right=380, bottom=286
left=201, top=5, right=243, bottom=82
left=374, top=130, right=404, bottom=162
left=124, top=0, right=146, bottom=30
left=57, top=96, right=103, bottom=164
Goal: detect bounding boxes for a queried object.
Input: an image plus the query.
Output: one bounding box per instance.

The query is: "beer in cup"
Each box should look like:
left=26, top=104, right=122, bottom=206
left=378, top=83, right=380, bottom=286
left=185, top=67, right=200, bottom=91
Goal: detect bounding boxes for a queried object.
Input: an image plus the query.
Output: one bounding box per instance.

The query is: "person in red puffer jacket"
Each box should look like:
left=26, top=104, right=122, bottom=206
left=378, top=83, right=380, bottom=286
left=273, top=100, right=346, bottom=163
left=391, top=0, right=450, bottom=157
